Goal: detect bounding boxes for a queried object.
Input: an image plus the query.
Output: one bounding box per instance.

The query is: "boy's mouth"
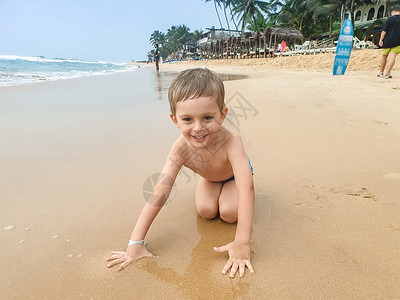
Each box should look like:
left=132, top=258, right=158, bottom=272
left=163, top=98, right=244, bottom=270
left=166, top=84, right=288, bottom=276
left=191, top=134, right=208, bottom=142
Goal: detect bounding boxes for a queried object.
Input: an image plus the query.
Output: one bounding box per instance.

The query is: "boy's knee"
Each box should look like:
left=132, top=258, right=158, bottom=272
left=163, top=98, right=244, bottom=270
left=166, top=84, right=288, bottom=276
left=219, top=204, right=237, bottom=224
left=197, top=204, right=218, bottom=220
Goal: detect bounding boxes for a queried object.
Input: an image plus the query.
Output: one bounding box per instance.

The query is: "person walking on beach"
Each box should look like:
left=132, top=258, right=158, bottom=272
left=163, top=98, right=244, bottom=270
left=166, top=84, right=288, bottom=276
left=378, top=6, right=400, bottom=79
left=154, top=44, right=160, bottom=71
left=106, top=68, right=255, bottom=278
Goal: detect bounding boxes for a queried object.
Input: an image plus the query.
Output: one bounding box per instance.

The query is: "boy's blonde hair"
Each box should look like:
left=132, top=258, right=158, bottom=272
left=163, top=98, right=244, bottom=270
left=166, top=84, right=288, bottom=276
left=168, top=68, right=225, bottom=115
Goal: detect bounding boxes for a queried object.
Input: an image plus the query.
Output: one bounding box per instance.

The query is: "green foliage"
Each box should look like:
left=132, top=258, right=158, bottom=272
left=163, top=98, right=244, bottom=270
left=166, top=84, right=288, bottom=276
left=246, top=11, right=268, bottom=32
left=231, top=0, right=273, bottom=32
left=204, top=0, right=387, bottom=39
left=149, top=25, right=198, bottom=59
left=149, top=31, right=166, bottom=47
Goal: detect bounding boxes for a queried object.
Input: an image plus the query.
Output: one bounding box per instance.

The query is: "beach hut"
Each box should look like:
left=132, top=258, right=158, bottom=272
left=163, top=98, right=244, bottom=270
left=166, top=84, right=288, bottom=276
left=264, top=28, right=304, bottom=53
left=197, top=27, right=241, bottom=59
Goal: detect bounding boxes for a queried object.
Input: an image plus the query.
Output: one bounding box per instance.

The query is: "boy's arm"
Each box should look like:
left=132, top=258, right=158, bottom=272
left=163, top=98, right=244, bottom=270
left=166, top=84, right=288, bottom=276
left=214, top=135, right=255, bottom=278
left=106, top=140, right=184, bottom=270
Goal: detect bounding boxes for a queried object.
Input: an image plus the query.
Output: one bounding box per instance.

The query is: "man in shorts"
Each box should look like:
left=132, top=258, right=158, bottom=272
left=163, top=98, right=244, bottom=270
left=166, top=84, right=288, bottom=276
left=378, top=6, right=400, bottom=79
left=154, top=44, right=160, bottom=71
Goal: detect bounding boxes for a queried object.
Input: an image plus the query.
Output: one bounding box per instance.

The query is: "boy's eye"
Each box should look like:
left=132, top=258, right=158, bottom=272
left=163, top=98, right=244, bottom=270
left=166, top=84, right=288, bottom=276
left=204, top=116, right=213, bottom=120
left=182, top=118, right=192, bottom=122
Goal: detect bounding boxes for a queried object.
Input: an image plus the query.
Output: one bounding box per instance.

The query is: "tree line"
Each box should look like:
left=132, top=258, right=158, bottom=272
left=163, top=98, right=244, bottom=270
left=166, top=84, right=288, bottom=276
left=149, top=0, right=390, bottom=59
left=148, top=25, right=203, bottom=60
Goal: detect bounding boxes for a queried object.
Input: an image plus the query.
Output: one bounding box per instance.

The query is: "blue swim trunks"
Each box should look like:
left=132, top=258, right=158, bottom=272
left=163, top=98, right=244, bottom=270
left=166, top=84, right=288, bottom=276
left=221, top=158, right=254, bottom=185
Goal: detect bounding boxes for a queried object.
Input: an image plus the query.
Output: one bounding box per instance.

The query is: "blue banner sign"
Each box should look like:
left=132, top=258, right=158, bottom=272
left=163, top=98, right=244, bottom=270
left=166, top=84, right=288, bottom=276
left=333, top=19, right=353, bottom=75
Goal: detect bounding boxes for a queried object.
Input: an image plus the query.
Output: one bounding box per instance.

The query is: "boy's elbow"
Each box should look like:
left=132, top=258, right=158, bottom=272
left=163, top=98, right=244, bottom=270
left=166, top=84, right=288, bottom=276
left=238, top=182, right=255, bottom=200
left=249, top=184, right=255, bottom=200
left=147, top=185, right=172, bottom=207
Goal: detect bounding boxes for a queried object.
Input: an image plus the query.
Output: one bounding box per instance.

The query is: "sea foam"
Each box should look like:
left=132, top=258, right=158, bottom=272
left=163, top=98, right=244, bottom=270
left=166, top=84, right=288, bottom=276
left=0, top=55, right=140, bottom=87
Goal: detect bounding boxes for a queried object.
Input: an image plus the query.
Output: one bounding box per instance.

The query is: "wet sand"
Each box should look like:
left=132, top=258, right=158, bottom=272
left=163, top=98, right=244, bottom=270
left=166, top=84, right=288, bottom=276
left=1, top=53, right=400, bottom=299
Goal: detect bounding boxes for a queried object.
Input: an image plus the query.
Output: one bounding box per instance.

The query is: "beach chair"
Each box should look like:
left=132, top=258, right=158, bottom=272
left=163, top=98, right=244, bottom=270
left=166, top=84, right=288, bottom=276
left=326, top=47, right=336, bottom=53
left=249, top=49, right=256, bottom=58
left=353, top=37, right=367, bottom=49
left=353, top=37, right=366, bottom=49
left=302, top=41, right=310, bottom=49
left=293, top=41, right=311, bottom=55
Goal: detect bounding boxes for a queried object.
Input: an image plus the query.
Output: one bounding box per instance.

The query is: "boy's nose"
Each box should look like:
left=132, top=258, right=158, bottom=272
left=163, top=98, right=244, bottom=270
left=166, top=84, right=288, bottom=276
left=193, top=121, right=204, bottom=132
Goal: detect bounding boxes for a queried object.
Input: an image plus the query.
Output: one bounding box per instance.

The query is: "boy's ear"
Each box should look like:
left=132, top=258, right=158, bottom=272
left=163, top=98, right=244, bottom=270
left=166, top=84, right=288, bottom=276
left=219, top=107, right=229, bottom=124
left=170, top=113, right=180, bottom=128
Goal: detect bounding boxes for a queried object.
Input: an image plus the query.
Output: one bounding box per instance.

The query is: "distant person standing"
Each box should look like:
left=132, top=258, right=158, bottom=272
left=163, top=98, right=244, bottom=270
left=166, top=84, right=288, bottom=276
left=378, top=6, right=400, bottom=79
left=154, top=44, right=160, bottom=71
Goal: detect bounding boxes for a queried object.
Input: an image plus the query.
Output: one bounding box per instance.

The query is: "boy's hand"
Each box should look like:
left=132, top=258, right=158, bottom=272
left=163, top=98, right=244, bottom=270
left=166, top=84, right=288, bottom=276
left=214, top=241, right=254, bottom=278
left=106, top=245, right=155, bottom=271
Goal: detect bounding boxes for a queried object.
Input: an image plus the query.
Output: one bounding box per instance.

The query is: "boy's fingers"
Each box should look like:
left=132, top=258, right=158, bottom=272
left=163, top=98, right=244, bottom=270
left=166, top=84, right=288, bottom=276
left=245, top=260, right=254, bottom=273
left=106, top=254, right=120, bottom=261
left=229, top=262, right=239, bottom=278
left=222, top=260, right=233, bottom=274
left=213, top=245, right=228, bottom=252
left=239, top=263, right=245, bottom=277
left=107, top=257, right=125, bottom=268
left=117, top=260, right=130, bottom=271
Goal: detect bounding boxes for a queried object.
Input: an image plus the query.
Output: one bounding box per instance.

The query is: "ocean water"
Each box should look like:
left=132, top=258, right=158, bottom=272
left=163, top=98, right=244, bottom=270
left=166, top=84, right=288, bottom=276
left=0, top=55, right=140, bottom=87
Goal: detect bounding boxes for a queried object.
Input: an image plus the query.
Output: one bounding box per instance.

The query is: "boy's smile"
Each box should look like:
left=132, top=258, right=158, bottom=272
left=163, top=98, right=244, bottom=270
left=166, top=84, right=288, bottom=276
left=170, top=96, right=228, bottom=148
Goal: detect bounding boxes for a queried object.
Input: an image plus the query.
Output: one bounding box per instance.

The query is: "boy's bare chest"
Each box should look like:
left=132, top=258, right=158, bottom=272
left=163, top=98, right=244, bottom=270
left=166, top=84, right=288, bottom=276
left=180, top=146, right=232, bottom=180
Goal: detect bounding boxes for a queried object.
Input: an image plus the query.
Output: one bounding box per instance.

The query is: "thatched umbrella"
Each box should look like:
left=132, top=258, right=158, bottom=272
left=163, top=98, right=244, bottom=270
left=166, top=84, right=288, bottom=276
left=265, top=27, right=304, bottom=51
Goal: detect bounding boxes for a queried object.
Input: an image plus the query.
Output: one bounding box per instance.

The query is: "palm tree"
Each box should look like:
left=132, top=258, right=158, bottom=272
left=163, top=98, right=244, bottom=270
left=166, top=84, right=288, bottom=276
left=149, top=30, right=166, bottom=47
left=224, top=0, right=240, bottom=30
left=305, top=0, right=341, bottom=36
left=246, top=11, right=268, bottom=32
left=193, top=29, right=204, bottom=40
left=272, top=0, right=310, bottom=31
left=204, top=0, right=224, bottom=28
left=231, top=0, right=272, bottom=33
left=222, top=0, right=232, bottom=33
left=175, top=25, right=194, bottom=50
left=164, top=24, right=194, bottom=53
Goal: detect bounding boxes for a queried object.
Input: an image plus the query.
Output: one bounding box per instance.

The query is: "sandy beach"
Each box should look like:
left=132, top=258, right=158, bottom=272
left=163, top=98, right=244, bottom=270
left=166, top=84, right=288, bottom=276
left=1, top=49, right=400, bottom=299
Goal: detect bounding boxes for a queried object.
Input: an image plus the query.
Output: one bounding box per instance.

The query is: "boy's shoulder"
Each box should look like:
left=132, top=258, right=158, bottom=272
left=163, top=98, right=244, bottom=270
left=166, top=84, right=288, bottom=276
left=220, top=127, right=248, bottom=159
left=222, top=126, right=244, bottom=146
left=171, top=134, right=187, bottom=150
left=168, top=135, right=196, bottom=166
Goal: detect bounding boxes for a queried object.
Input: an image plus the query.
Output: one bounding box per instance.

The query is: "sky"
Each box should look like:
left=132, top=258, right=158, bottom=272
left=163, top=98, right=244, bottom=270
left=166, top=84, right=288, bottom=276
left=0, top=0, right=236, bottom=63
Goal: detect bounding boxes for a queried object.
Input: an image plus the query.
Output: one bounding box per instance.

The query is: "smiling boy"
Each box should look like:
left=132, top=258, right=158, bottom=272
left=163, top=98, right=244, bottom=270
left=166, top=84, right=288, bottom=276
left=106, top=68, right=255, bottom=278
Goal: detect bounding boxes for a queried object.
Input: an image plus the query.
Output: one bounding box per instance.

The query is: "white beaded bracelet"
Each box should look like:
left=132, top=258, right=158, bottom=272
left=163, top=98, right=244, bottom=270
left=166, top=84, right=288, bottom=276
left=128, top=239, right=147, bottom=246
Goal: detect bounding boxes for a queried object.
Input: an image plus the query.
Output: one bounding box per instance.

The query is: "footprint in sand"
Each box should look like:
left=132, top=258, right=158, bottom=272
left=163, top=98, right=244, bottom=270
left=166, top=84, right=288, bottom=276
left=385, top=224, right=400, bottom=231
left=374, top=120, right=388, bottom=125
left=383, top=173, right=400, bottom=180
left=302, top=184, right=329, bottom=208
left=345, top=187, right=376, bottom=200
left=331, top=187, right=377, bottom=201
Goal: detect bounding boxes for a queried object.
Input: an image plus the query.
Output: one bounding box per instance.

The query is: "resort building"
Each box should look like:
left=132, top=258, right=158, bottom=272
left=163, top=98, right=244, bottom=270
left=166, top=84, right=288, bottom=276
left=353, top=0, right=400, bottom=44
left=354, top=3, right=387, bottom=26
left=197, top=27, right=241, bottom=50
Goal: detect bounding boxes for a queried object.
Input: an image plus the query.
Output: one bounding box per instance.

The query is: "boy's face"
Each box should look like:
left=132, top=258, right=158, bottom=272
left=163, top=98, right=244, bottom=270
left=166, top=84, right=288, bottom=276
left=170, top=96, right=228, bottom=148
